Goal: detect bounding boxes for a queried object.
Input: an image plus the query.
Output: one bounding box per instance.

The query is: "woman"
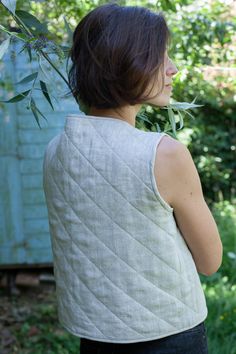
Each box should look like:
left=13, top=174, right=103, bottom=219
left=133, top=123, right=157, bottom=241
left=43, top=3, right=223, bottom=354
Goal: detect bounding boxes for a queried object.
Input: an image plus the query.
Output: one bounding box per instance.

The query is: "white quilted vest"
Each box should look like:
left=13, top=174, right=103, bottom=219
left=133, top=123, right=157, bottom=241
left=43, top=114, right=208, bottom=344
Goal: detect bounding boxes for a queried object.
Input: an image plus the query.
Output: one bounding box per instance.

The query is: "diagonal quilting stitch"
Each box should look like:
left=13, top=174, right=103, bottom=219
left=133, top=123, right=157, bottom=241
left=49, top=183, right=178, bottom=333
left=55, top=152, right=179, bottom=276
left=64, top=130, right=175, bottom=237
left=49, top=201, right=147, bottom=335
left=65, top=126, right=172, bottom=214
left=48, top=163, right=198, bottom=317
left=62, top=131, right=192, bottom=286
left=65, top=121, right=151, bottom=188
left=49, top=186, right=187, bottom=331
left=53, top=249, right=106, bottom=337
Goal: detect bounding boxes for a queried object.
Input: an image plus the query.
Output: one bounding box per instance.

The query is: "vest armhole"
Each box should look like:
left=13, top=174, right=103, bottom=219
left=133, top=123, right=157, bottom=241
left=150, top=133, right=174, bottom=213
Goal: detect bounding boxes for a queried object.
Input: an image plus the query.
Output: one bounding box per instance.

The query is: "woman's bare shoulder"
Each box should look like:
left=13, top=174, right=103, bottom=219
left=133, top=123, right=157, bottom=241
left=156, top=134, right=197, bottom=187
left=154, top=134, right=195, bottom=208
left=158, top=134, right=188, bottom=157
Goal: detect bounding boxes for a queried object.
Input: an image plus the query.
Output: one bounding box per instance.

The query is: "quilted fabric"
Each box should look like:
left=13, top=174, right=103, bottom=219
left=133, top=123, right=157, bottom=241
left=43, top=114, right=208, bottom=344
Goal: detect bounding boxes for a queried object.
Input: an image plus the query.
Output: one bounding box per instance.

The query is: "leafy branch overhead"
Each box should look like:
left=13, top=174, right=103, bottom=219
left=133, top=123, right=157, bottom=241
left=0, top=0, right=203, bottom=134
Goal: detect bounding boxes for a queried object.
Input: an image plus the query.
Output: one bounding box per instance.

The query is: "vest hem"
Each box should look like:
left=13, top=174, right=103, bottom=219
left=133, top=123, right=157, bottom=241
left=59, top=312, right=208, bottom=344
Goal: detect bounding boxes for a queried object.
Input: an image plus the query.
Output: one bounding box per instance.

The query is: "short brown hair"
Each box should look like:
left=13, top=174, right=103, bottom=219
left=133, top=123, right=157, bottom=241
left=68, top=3, right=170, bottom=109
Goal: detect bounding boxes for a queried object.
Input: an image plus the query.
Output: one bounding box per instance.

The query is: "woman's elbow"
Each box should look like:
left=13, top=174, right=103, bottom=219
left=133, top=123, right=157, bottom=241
left=197, top=246, right=223, bottom=276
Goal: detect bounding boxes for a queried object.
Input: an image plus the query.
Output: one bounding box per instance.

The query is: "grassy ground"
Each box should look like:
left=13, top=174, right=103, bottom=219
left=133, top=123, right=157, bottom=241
left=0, top=284, right=81, bottom=354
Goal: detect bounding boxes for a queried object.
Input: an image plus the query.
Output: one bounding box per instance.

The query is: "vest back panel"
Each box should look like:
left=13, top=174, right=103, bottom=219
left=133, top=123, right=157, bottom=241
left=43, top=114, right=208, bottom=343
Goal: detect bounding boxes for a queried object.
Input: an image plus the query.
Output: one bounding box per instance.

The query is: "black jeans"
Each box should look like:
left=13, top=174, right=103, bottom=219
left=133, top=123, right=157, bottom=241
left=80, top=321, right=208, bottom=354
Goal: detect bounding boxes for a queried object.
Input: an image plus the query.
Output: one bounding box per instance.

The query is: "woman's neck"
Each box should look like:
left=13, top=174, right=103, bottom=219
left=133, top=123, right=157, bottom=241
left=88, top=104, right=142, bottom=127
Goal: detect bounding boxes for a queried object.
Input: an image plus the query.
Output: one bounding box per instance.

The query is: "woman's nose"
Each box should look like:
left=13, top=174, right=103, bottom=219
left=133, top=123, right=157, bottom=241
left=166, top=60, right=178, bottom=77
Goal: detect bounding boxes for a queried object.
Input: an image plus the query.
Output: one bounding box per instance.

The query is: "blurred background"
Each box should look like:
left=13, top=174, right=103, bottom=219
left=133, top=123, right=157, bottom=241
left=0, top=0, right=235, bottom=353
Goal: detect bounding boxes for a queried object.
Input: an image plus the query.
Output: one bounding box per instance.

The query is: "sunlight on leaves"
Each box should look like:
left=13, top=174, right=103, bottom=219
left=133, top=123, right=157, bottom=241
left=0, top=36, right=10, bottom=60
left=1, top=0, right=17, bottom=15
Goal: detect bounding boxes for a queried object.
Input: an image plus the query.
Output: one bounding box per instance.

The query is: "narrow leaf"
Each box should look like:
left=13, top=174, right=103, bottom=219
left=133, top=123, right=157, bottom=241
left=1, top=0, right=17, bottom=15
left=0, top=24, right=12, bottom=35
left=34, top=87, right=58, bottom=101
left=15, top=10, right=48, bottom=35
left=138, top=113, right=153, bottom=125
left=191, top=96, right=198, bottom=104
left=38, top=56, right=51, bottom=83
left=30, top=97, right=41, bottom=128
left=177, top=110, right=184, bottom=130
left=164, top=121, right=171, bottom=131
left=39, top=80, right=54, bottom=110
left=30, top=97, right=47, bottom=122
left=185, top=110, right=195, bottom=120
left=0, top=26, right=28, bottom=41
left=34, top=104, right=47, bottom=121
left=26, top=45, right=32, bottom=61
left=0, top=89, right=31, bottom=103
left=0, top=37, right=10, bottom=60
left=168, top=102, right=204, bottom=110
left=15, top=32, right=28, bottom=41
left=167, top=107, right=177, bottom=137
left=63, top=16, right=73, bottom=43
left=155, top=122, right=162, bottom=133
left=162, top=103, right=201, bottom=111
left=16, top=72, right=38, bottom=85
left=18, top=41, right=32, bottom=62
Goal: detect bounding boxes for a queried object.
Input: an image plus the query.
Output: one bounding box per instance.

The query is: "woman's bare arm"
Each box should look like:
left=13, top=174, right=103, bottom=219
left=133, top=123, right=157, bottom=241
left=154, top=135, right=223, bottom=276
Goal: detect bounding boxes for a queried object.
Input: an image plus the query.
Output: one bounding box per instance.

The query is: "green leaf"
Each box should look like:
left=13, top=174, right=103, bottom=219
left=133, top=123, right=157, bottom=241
left=0, top=36, right=10, bottom=60
left=38, top=56, right=51, bottom=83
left=26, top=45, right=32, bottom=61
left=30, top=97, right=41, bottom=129
left=164, top=121, right=171, bottom=132
left=166, top=102, right=204, bottom=111
left=16, top=72, right=38, bottom=85
left=177, top=110, right=184, bottom=130
left=39, top=80, right=54, bottom=110
left=167, top=107, right=177, bottom=137
left=1, top=0, right=17, bottom=15
left=14, top=32, right=28, bottom=41
left=0, top=24, right=12, bottom=35
left=15, top=10, right=48, bottom=35
left=29, top=97, right=48, bottom=129
left=63, top=16, right=73, bottom=43
left=138, top=113, right=153, bottom=125
left=0, top=89, right=31, bottom=103
left=0, top=26, right=28, bottom=41
left=31, top=97, right=47, bottom=122
left=185, top=110, right=195, bottom=120
left=191, top=96, right=198, bottom=104
left=155, top=122, right=162, bottom=133
left=17, top=41, right=33, bottom=60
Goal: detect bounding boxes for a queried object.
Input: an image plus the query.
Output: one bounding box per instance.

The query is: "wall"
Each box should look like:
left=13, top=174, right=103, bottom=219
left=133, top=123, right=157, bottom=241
left=0, top=39, right=83, bottom=267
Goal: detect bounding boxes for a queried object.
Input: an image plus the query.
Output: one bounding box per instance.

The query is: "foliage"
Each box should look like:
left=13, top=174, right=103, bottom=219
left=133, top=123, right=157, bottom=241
left=165, top=0, right=236, bottom=203
left=211, top=201, right=236, bottom=282
left=0, top=0, right=203, bottom=134
left=199, top=200, right=236, bottom=353
left=15, top=304, right=80, bottom=353
left=203, top=277, right=236, bottom=354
